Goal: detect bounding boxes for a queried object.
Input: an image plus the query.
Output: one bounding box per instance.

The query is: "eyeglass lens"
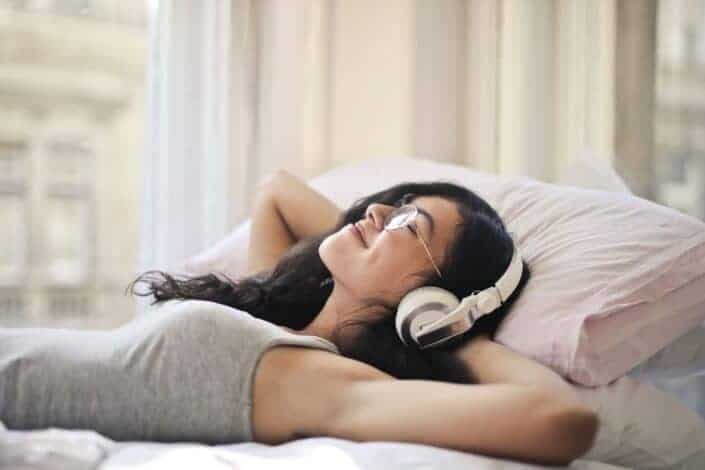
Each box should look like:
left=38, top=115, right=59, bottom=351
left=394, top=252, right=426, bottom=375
left=385, top=205, right=416, bottom=230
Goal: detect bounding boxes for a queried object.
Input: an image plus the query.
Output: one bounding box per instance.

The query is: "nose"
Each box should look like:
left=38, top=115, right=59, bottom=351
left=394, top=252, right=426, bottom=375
left=364, top=203, right=391, bottom=231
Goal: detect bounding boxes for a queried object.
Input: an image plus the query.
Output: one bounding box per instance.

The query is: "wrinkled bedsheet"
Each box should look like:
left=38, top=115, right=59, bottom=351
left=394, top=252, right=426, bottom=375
left=0, top=423, right=629, bottom=470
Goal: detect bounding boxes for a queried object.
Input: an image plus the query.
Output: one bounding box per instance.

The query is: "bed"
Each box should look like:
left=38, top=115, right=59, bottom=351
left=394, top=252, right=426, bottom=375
left=2, top=156, right=704, bottom=469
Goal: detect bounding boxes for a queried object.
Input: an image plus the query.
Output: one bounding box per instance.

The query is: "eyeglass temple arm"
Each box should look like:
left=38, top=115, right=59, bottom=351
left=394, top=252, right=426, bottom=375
left=416, top=231, right=443, bottom=279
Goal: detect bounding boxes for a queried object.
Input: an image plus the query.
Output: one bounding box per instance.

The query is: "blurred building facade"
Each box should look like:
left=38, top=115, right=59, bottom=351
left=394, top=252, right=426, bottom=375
left=0, top=1, right=146, bottom=328
left=655, top=0, right=705, bottom=219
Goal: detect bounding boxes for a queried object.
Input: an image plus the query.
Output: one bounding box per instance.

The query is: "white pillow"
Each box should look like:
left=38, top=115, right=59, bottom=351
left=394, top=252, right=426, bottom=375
left=557, top=149, right=633, bottom=194
left=575, top=374, right=705, bottom=469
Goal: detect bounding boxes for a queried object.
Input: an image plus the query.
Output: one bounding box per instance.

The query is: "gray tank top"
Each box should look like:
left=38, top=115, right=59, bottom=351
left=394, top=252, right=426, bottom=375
left=0, top=299, right=340, bottom=444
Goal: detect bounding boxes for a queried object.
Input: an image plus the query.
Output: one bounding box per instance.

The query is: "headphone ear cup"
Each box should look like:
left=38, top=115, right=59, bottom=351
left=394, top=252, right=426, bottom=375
left=396, top=286, right=460, bottom=346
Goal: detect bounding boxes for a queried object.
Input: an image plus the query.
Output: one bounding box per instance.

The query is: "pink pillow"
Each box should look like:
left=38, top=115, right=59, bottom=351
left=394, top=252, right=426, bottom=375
left=494, top=177, right=705, bottom=386
left=183, top=157, right=705, bottom=386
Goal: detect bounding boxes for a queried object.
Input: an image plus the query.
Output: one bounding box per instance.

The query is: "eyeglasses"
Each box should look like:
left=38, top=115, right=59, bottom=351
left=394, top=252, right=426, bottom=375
left=383, top=203, right=444, bottom=280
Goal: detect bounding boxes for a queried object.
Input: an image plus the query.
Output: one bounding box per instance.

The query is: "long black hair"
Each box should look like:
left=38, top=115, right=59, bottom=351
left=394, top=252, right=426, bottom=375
left=126, top=180, right=531, bottom=384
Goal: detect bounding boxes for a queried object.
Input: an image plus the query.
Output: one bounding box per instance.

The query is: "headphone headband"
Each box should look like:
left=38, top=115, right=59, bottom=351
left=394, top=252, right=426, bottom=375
left=487, top=244, right=523, bottom=311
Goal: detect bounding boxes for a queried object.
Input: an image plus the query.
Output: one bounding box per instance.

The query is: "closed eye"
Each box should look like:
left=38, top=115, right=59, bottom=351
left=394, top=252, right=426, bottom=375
left=407, top=225, right=417, bottom=236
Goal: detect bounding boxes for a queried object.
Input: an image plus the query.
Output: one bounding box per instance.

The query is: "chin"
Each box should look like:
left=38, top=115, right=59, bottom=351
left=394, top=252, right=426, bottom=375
left=319, top=247, right=354, bottom=280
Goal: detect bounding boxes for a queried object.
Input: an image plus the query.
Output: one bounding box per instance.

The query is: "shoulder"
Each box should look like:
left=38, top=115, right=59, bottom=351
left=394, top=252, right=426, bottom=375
left=149, top=299, right=260, bottom=325
left=153, top=298, right=245, bottom=315
left=145, top=299, right=278, bottom=340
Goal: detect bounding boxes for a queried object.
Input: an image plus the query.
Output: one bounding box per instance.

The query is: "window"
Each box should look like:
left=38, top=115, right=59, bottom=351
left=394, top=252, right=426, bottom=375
left=0, top=141, right=28, bottom=184
left=0, top=1, right=149, bottom=328
left=0, top=141, right=28, bottom=290
left=0, top=291, right=25, bottom=326
left=654, top=0, right=705, bottom=220
left=0, top=194, right=26, bottom=285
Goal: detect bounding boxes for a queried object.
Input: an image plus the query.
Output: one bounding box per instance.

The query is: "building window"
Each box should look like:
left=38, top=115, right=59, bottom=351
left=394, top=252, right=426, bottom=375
left=0, top=195, right=27, bottom=285
left=0, top=292, right=26, bottom=325
left=47, top=290, right=92, bottom=318
left=0, top=141, right=28, bottom=185
left=0, top=140, right=28, bottom=287
left=45, top=138, right=93, bottom=188
left=44, top=197, right=92, bottom=286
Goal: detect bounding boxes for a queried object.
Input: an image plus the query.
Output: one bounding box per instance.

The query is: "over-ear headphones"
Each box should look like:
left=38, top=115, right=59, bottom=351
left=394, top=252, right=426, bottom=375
left=395, top=243, right=524, bottom=349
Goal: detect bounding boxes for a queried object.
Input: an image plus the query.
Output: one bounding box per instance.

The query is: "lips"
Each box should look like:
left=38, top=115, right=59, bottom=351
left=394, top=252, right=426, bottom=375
left=351, top=222, right=367, bottom=247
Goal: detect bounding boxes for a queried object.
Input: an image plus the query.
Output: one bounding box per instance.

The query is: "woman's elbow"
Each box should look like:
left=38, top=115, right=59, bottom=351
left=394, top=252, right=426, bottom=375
left=545, top=405, right=600, bottom=466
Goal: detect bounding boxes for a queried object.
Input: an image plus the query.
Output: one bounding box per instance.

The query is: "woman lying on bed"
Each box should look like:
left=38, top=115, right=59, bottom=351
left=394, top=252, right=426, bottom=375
left=0, top=170, right=598, bottom=467
left=132, top=169, right=598, bottom=459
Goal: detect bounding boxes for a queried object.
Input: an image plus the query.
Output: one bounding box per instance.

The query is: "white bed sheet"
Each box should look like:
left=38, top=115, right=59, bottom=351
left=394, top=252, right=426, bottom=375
left=626, top=321, right=705, bottom=419
left=0, top=426, right=629, bottom=470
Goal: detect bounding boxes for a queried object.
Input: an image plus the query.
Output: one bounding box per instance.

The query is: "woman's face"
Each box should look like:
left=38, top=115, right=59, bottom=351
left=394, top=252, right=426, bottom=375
left=319, top=195, right=462, bottom=304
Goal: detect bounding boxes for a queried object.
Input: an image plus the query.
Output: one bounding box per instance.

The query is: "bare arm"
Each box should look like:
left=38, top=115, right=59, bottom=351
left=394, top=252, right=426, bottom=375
left=245, top=169, right=342, bottom=277
left=245, top=190, right=297, bottom=277
left=253, top=346, right=599, bottom=467
left=454, top=333, right=584, bottom=407
left=258, top=169, right=342, bottom=241
left=329, top=378, right=598, bottom=466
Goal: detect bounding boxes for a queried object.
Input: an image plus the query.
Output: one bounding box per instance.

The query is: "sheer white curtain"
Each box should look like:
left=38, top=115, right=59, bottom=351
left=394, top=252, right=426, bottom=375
left=138, top=0, right=623, bottom=312
left=137, top=0, right=238, bottom=313
left=139, top=0, right=330, bottom=307
left=223, top=0, right=617, bottom=185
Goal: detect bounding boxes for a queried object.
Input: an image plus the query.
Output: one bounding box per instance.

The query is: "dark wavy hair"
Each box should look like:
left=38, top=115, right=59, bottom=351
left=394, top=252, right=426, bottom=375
left=126, top=180, right=531, bottom=384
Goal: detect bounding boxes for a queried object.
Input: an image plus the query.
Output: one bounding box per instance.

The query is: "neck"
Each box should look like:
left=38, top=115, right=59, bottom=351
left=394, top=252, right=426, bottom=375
left=298, top=282, right=372, bottom=342
left=298, top=287, right=344, bottom=340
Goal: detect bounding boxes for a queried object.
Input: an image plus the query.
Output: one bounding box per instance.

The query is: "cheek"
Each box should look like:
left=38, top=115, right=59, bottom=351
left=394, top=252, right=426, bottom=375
left=362, top=251, right=424, bottom=300
left=363, top=242, right=416, bottom=282
left=319, top=230, right=366, bottom=269
left=320, top=232, right=419, bottom=287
